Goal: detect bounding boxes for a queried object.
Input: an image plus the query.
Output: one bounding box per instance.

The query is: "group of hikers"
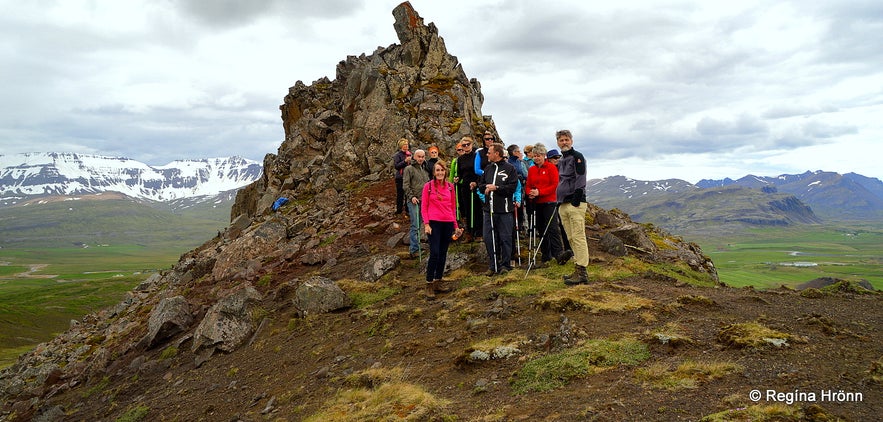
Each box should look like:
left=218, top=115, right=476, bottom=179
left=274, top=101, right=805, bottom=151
left=393, top=129, right=590, bottom=299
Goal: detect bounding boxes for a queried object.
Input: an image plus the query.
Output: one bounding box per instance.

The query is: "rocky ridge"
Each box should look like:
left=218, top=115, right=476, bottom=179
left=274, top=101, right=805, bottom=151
left=1, top=3, right=880, bottom=421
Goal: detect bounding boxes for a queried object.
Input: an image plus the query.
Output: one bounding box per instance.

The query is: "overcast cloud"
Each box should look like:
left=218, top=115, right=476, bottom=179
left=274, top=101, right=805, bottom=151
left=1, top=0, right=881, bottom=183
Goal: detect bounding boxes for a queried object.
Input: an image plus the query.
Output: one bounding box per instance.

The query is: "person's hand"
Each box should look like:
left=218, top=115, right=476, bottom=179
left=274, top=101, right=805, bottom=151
left=570, top=189, right=583, bottom=207
left=424, top=224, right=432, bottom=235
left=411, top=197, right=419, bottom=205
left=469, top=182, right=476, bottom=190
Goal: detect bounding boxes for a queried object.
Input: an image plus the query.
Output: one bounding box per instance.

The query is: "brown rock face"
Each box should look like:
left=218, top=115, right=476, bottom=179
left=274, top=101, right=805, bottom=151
left=232, top=1, right=495, bottom=220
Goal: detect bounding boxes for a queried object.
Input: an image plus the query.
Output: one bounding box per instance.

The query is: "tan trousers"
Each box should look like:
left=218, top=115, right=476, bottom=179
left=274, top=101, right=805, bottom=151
left=558, top=202, right=589, bottom=267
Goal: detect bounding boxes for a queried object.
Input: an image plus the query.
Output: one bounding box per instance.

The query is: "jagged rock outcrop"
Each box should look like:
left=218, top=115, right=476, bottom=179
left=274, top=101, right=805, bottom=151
left=232, top=1, right=496, bottom=220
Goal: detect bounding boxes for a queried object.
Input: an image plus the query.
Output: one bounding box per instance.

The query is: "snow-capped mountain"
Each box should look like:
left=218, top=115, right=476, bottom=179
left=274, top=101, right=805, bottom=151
left=0, top=153, right=262, bottom=203
left=587, top=175, right=696, bottom=200
left=587, top=171, right=883, bottom=222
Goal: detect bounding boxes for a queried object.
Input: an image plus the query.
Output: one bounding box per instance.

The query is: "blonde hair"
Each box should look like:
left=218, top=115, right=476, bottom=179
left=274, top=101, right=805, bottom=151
left=397, top=138, right=409, bottom=149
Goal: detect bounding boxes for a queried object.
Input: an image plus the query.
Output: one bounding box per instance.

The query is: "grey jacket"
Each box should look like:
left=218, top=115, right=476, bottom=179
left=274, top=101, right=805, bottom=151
left=556, top=148, right=587, bottom=204
left=403, top=161, right=431, bottom=201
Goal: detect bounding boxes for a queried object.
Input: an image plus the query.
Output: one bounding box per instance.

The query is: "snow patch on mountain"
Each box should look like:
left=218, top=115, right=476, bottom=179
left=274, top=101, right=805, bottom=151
left=0, top=153, right=262, bottom=202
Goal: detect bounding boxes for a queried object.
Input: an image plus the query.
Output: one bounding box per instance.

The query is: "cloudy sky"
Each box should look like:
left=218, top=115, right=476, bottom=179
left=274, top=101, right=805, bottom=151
left=2, top=0, right=881, bottom=183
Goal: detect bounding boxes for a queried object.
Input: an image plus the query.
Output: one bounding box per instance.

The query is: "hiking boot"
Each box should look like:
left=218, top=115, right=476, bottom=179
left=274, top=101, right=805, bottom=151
left=484, top=269, right=497, bottom=277
left=556, top=250, right=573, bottom=265
left=433, top=279, right=452, bottom=293
left=564, top=265, right=589, bottom=285
left=532, top=260, right=548, bottom=269
left=425, top=282, right=436, bottom=299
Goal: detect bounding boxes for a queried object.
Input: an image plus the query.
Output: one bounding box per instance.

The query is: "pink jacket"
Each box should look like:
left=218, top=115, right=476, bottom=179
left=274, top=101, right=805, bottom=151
left=421, top=180, right=459, bottom=229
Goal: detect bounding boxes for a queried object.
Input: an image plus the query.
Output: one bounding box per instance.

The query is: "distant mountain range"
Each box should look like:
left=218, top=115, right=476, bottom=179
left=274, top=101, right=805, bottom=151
left=696, top=171, right=883, bottom=220
left=587, top=171, right=883, bottom=234
left=0, top=153, right=262, bottom=204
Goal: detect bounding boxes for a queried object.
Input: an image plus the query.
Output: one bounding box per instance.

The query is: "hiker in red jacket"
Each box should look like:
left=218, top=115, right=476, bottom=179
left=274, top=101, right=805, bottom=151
left=525, top=143, right=567, bottom=267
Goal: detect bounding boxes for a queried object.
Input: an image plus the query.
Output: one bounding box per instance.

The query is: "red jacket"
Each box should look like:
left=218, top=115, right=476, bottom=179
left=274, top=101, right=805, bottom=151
left=526, top=161, right=559, bottom=204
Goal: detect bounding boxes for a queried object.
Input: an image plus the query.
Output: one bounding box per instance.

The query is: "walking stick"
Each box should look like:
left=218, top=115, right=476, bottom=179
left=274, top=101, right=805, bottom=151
left=488, top=169, right=499, bottom=274
left=529, top=203, right=537, bottom=267
left=514, top=205, right=521, bottom=266
left=416, top=201, right=422, bottom=264
left=470, top=185, right=474, bottom=235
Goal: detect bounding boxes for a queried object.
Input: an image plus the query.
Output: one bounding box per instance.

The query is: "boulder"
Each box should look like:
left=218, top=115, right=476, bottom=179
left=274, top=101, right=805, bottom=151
left=609, top=223, right=657, bottom=252
left=600, top=232, right=627, bottom=256
left=292, top=276, right=352, bottom=314
left=213, top=219, right=288, bottom=280
left=363, top=255, right=401, bottom=282
left=191, top=286, right=263, bottom=354
left=143, top=296, right=193, bottom=349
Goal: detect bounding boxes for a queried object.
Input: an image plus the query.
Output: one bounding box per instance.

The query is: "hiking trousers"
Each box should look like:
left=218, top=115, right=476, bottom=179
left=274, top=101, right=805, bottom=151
left=482, top=210, right=514, bottom=272
left=426, top=221, right=454, bottom=282
left=407, top=201, right=423, bottom=254
left=558, top=202, right=589, bottom=267
left=535, top=202, right=564, bottom=262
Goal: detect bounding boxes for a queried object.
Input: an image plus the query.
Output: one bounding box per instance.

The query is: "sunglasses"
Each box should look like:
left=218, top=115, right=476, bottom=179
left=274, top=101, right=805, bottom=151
left=483, top=137, right=494, bottom=141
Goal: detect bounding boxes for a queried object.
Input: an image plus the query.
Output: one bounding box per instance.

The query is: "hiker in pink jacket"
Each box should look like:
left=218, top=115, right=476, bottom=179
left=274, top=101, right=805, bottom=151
left=421, top=160, right=462, bottom=299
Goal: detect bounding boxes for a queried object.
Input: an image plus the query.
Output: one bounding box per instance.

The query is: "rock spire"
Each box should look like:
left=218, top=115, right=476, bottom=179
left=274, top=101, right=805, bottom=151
left=233, top=1, right=494, bottom=219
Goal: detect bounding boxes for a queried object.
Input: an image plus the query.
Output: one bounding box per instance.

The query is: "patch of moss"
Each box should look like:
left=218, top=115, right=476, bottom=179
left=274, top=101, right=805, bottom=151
left=304, top=381, right=451, bottom=421
left=536, top=286, right=655, bottom=313
left=717, top=321, right=801, bottom=349
left=648, top=322, right=694, bottom=347
left=337, top=278, right=400, bottom=309
left=648, top=261, right=718, bottom=287
left=512, top=337, right=649, bottom=394
left=115, top=405, right=149, bottom=422
left=636, top=360, right=742, bottom=390
left=159, top=346, right=178, bottom=360
left=820, top=280, right=877, bottom=295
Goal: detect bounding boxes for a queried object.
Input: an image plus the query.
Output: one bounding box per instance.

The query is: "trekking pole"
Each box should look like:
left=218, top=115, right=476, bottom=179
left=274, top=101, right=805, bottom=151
left=489, top=198, right=498, bottom=273
left=524, top=207, right=557, bottom=279
left=416, top=201, right=422, bottom=264
left=529, top=205, right=537, bottom=267
left=489, top=170, right=499, bottom=274
left=470, top=186, right=474, bottom=236
left=514, top=205, right=521, bottom=267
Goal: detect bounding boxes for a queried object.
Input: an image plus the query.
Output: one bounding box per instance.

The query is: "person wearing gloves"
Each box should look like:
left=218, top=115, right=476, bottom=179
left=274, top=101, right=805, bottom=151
left=555, top=130, right=590, bottom=285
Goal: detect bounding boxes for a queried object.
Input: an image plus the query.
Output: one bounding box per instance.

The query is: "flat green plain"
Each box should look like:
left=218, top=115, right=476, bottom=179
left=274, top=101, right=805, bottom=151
left=694, top=223, right=883, bottom=290
left=0, top=244, right=187, bottom=368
